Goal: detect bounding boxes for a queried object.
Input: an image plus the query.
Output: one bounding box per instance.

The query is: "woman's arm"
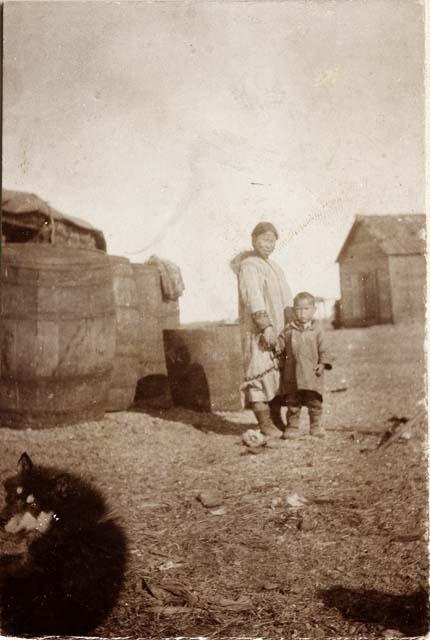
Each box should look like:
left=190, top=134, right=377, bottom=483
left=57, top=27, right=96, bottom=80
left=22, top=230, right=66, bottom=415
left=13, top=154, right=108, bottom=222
left=239, top=262, right=276, bottom=347
left=239, top=261, right=266, bottom=315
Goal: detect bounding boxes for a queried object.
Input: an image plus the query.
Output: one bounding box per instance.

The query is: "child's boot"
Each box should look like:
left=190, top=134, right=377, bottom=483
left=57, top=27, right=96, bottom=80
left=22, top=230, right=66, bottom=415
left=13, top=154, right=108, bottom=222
left=282, top=405, right=302, bottom=439
left=308, top=405, right=326, bottom=438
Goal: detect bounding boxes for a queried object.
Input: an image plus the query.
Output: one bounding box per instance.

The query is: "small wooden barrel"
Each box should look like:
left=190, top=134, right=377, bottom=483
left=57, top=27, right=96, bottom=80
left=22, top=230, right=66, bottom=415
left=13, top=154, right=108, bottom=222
left=163, top=325, right=244, bottom=412
left=106, top=256, right=140, bottom=411
left=0, top=244, right=116, bottom=428
left=132, top=263, right=180, bottom=377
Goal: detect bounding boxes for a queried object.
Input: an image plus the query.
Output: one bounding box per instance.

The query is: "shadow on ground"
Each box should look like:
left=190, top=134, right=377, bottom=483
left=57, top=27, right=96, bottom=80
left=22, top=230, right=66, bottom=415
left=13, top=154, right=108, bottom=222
left=131, top=400, right=254, bottom=436
left=319, top=586, right=429, bottom=636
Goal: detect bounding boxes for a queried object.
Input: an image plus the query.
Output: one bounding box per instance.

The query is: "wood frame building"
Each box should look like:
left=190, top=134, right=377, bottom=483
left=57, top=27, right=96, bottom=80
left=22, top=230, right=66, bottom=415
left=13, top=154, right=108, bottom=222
left=336, top=214, right=426, bottom=326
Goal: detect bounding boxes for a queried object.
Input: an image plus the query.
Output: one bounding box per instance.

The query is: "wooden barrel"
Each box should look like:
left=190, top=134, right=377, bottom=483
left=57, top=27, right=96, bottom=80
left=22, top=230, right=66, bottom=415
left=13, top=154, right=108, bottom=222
left=132, top=263, right=180, bottom=374
left=0, top=244, right=116, bottom=428
left=106, top=256, right=140, bottom=411
left=163, top=325, right=244, bottom=412
left=161, top=299, right=180, bottom=330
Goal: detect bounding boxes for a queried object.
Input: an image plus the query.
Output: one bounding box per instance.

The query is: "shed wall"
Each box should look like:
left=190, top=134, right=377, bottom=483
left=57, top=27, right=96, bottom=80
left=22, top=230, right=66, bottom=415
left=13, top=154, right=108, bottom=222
left=388, top=255, right=426, bottom=322
left=339, top=225, right=393, bottom=326
left=339, top=258, right=392, bottom=326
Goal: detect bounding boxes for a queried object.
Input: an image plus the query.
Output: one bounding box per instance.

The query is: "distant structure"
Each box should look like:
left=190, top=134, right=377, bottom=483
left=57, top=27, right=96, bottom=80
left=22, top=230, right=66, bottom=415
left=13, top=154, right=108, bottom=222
left=2, top=189, right=106, bottom=251
left=314, top=296, right=337, bottom=329
left=336, top=214, right=426, bottom=326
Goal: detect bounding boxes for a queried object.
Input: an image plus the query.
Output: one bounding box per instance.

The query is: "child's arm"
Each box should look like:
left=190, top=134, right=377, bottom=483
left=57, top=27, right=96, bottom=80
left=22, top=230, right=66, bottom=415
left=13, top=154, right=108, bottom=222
left=276, top=330, right=286, bottom=355
left=316, top=327, right=333, bottom=375
left=276, top=323, right=294, bottom=356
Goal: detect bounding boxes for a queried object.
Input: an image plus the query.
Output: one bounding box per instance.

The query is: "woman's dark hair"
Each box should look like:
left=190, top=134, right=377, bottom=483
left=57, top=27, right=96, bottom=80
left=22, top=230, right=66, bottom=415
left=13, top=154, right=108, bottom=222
left=251, top=222, right=279, bottom=240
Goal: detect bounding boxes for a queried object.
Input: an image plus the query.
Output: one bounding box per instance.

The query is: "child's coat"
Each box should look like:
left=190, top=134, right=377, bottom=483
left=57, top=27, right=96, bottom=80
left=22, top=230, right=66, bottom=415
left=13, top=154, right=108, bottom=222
left=279, top=320, right=333, bottom=396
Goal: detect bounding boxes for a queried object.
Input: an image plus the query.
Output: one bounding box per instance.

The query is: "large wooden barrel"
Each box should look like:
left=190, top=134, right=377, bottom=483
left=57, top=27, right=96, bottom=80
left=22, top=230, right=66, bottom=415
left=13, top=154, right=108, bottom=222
left=0, top=244, right=116, bottom=428
left=161, top=299, right=180, bottom=331
left=132, top=264, right=180, bottom=404
left=106, top=256, right=140, bottom=411
left=163, top=325, right=244, bottom=412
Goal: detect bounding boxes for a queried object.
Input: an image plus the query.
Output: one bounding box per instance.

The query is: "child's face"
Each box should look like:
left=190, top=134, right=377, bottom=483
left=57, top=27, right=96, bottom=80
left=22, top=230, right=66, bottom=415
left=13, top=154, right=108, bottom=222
left=252, top=231, right=277, bottom=259
left=294, top=298, right=315, bottom=324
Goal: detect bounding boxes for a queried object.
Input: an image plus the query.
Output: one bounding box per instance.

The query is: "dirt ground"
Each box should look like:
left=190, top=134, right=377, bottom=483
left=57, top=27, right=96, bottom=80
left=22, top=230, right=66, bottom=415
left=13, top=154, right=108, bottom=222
left=0, top=322, right=428, bottom=638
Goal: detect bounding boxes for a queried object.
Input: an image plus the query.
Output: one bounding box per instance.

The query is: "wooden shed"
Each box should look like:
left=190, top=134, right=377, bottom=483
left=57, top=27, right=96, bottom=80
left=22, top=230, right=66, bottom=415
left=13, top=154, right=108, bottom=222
left=336, top=214, right=426, bottom=326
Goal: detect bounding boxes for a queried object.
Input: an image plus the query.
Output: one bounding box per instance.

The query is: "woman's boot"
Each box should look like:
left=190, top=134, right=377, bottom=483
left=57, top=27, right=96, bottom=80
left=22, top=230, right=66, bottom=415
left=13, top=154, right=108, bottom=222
left=252, top=402, right=283, bottom=438
left=269, top=396, right=286, bottom=432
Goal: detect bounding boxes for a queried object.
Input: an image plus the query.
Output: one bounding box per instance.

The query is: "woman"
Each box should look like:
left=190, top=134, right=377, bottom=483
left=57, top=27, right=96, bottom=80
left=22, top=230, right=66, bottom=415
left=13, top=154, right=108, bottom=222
left=232, top=222, right=293, bottom=437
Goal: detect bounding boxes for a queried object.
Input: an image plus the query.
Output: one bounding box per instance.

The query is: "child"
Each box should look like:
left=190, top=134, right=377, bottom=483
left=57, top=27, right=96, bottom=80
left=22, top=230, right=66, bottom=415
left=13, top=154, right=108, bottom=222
left=278, top=292, right=333, bottom=439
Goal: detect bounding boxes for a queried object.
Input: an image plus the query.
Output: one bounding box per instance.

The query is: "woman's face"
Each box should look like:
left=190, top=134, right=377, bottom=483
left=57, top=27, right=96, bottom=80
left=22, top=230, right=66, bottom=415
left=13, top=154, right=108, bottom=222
left=252, top=231, right=277, bottom=259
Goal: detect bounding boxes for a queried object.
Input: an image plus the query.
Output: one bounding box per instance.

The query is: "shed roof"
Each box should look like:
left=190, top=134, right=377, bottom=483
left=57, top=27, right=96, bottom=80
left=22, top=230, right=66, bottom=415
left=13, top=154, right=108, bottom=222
left=2, top=189, right=107, bottom=251
left=336, top=214, right=426, bottom=262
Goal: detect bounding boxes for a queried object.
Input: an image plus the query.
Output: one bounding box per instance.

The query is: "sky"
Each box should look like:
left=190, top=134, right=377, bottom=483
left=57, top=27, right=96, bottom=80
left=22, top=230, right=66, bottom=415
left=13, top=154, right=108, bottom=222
left=3, top=0, right=425, bottom=323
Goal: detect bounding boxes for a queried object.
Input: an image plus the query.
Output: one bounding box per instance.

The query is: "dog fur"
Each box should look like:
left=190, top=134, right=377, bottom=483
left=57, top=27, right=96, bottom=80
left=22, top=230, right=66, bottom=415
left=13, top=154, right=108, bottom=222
left=0, top=452, right=127, bottom=636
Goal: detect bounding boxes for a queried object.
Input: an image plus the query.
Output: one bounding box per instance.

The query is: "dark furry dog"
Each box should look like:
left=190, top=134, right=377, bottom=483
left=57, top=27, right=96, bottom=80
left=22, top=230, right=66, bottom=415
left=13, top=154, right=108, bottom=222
left=0, top=452, right=127, bottom=636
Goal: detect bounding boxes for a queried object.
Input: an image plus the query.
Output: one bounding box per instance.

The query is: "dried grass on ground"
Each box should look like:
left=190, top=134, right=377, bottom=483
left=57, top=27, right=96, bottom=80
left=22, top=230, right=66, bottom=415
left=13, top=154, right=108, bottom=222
left=0, top=323, right=428, bottom=638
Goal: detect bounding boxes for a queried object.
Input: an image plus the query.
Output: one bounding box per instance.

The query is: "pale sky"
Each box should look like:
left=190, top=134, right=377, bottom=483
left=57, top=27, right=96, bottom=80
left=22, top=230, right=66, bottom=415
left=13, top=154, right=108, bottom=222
left=3, top=0, right=425, bottom=322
